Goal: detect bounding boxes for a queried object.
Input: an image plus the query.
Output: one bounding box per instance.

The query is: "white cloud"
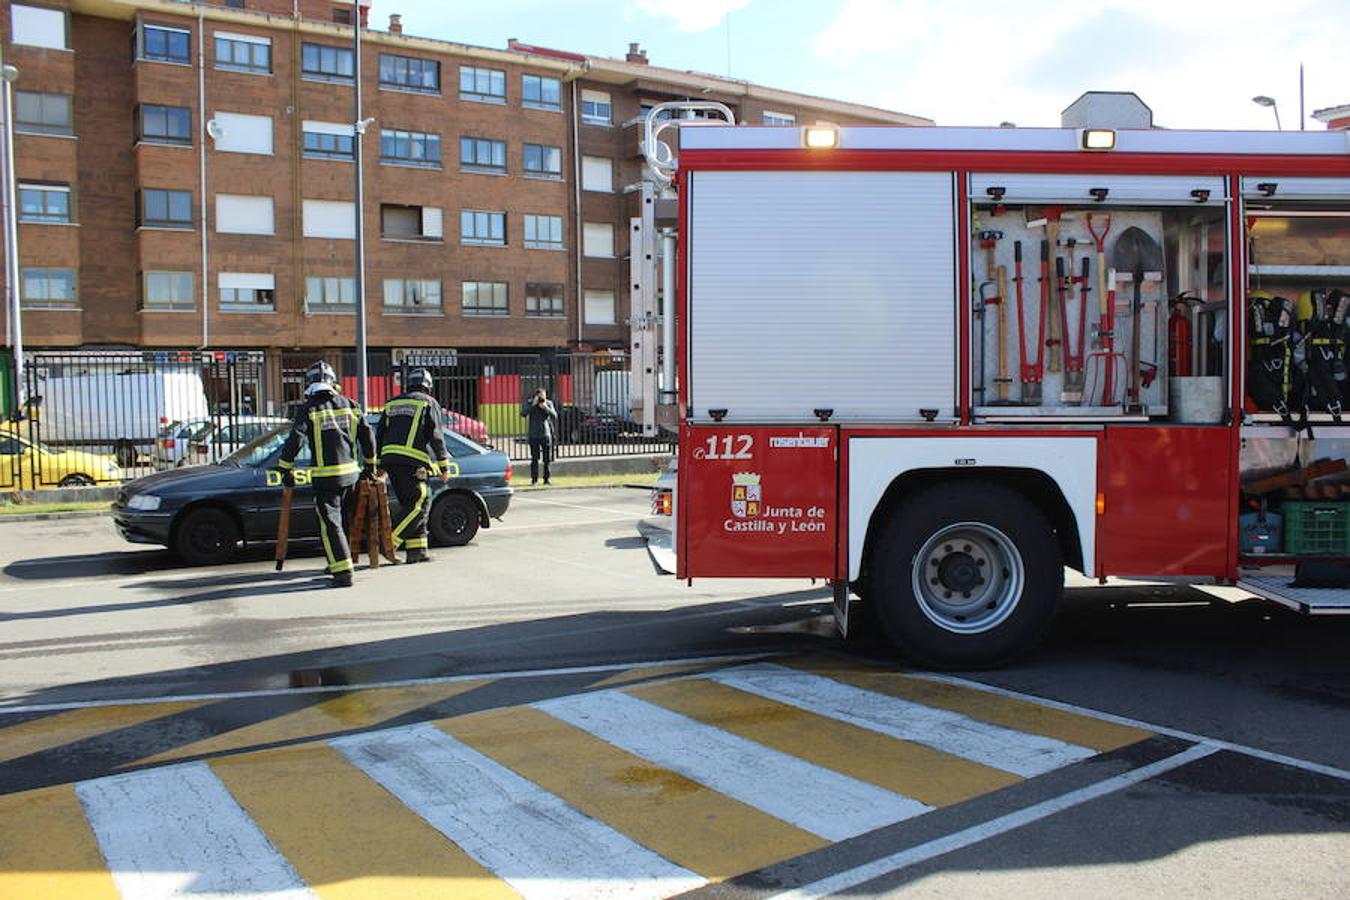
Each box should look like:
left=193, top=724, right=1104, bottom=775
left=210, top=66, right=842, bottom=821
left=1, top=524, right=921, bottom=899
left=633, top=0, right=751, bottom=32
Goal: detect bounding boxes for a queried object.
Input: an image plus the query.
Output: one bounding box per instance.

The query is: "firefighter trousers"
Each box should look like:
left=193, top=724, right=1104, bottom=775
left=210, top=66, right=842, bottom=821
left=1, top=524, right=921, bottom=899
left=388, top=466, right=430, bottom=551
left=315, top=484, right=355, bottom=575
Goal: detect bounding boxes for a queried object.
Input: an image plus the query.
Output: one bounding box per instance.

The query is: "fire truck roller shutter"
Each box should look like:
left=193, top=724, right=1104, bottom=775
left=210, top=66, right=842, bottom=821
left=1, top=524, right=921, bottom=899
left=687, top=170, right=956, bottom=423
left=849, top=436, right=1097, bottom=667
left=970, top=174, right=1227, bottom=206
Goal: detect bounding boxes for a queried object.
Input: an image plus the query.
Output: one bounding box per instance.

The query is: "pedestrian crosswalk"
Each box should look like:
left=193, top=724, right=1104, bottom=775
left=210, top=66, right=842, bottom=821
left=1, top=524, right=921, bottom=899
left=0, top=659, right=1152, bottom=899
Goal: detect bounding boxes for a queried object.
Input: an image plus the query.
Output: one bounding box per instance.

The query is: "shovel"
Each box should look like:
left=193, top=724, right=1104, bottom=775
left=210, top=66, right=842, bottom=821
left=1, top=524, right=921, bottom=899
left=1111, top=226, right=1164, bottom=411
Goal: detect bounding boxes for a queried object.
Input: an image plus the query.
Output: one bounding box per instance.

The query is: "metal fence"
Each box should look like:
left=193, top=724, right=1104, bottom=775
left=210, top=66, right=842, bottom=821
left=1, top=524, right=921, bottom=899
left=2, top=348, right=672, bottom=488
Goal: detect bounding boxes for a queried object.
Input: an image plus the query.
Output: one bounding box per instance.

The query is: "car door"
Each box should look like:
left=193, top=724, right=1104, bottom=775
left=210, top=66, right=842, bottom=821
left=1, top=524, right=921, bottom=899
left=0, top=434, right=23, bottom=489
left=248, top=441, right=318, bottom=541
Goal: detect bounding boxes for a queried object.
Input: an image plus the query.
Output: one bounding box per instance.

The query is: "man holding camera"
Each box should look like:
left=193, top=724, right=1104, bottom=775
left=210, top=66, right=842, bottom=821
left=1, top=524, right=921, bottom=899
left=521, top=387, right=558, bottom=486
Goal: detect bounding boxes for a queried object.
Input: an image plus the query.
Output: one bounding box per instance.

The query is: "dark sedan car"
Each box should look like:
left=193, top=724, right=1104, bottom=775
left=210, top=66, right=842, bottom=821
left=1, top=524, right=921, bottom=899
left=113, top=424, right=513, bottom=565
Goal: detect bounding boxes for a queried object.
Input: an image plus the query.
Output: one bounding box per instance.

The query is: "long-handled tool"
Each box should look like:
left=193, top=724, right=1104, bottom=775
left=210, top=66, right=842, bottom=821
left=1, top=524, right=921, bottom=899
left=1112, top=226, right=1165, bottom=412
left=274, top=484, right=293, bottom=571
left=994, top=263, right=1011, bottom=401
left=975, top=282, right=994, bottom=404
left=1013, top=240, right=1045, bottom=405
left=1061, top=255, right=1091, bottom=404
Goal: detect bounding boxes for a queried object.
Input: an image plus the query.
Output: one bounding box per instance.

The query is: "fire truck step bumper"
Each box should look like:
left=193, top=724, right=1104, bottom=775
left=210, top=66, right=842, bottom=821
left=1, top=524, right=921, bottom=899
left=1236, top=575, right=1350, bottom=615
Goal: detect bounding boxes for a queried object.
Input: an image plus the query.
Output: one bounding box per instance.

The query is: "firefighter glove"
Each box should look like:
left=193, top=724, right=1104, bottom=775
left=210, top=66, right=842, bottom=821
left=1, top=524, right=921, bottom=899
left=439, top=460, right=453, bottom=479
left=361, top=463, right=377, bottom=481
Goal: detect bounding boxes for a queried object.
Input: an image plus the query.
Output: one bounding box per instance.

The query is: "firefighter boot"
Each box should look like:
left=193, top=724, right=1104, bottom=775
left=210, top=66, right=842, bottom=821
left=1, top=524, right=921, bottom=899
left=405, top=547, right=432, bottom=564
left=332, top=571, right=354, bottom=588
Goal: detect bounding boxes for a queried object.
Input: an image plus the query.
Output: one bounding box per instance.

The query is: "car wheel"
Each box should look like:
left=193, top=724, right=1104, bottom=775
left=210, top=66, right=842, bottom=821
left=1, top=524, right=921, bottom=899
left=869, top=481, right=1061, bottom=669
left=429, top=493, right=480, bottom=546
left=173, top=506, right=241, bottom=566
left=58, top=473, right=96, bottom=487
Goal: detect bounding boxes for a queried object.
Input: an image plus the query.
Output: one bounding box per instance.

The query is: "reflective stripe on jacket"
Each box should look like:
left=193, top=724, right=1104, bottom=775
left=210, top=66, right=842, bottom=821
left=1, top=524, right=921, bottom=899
left=278, top=389, right=376, bottom=486
left=377, top=391, right=450, bottom=470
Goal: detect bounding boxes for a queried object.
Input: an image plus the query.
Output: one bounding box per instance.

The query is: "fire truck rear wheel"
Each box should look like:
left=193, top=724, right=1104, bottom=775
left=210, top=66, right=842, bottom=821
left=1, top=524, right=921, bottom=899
left=871, top=481, right=1061, bottom=668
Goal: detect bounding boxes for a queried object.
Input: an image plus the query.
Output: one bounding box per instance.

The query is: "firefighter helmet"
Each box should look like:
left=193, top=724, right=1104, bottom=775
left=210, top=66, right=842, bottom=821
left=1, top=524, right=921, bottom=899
left=405, top=368, right=433, bottom=393
left=305, top=360, right=337, bottom=387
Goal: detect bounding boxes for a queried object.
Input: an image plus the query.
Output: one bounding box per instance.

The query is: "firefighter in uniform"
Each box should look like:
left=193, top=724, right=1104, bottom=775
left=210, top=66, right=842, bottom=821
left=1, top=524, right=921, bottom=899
left=276, top=361, right=377, bottom=587
left=377, top=368, right=453, bottom=564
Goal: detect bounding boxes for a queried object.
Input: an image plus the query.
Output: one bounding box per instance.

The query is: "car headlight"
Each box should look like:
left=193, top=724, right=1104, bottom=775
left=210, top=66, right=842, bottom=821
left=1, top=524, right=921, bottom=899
left=127, top=494, right=162, bottom=511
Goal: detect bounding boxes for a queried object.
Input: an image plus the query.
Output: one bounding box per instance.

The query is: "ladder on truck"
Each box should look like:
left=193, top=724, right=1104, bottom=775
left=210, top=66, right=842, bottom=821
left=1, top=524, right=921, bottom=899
left=627, top=102, right=735, bottom=436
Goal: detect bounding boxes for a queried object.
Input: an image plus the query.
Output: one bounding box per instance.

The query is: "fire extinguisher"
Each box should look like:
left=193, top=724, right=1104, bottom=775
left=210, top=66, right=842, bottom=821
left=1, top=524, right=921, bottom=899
left=1169, top=292, right=1201, bottom=377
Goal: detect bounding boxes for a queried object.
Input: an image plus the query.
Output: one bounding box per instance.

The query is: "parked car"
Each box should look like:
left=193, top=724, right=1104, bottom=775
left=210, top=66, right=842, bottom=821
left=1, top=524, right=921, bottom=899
left=0, top=425, right=121, bottom=489
left=183, top=416, right=291, bottom=466
left=113, top=423, right=512, bottom=565
left=153, top=418, right=212, bottom=470
left=558, top=402, right=642, bottom=444
left=443, top=409, right=490, bottom=445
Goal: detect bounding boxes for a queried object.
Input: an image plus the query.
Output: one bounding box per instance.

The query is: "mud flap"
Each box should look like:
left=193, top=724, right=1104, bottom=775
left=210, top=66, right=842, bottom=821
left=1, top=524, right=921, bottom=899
left=832, top=580, right=850, bottom=638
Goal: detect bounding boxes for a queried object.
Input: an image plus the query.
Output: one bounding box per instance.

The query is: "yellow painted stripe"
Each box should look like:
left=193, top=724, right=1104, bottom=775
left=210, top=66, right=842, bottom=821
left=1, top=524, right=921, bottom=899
left=0, top=784, right=120, bottom=899
left=788, top=659, right=1151, bottom=752
left=629, top=679, right=1020, bottom=807
left=440, top=706, right=826, bottom=879
left=588, top=661, right=728, bottom=690
left=137, top=681, right=486, bottom=766
left=213, top=744, right=519, bottom=900
left=0, top=701, right=206, bottom=766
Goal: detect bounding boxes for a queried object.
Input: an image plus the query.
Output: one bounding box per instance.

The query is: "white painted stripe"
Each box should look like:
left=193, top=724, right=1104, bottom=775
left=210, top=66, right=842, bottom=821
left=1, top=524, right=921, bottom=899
left=772, top=743, right=1219, bottom=900
left=75, top=762, right=314, bottom=900
left=332, top=722, right=703, bottom=900
left=0, top=653, right=777, bottom=715
left=711, top=664, right=1095, bottom=777
left=536, top=690, right=931, bottom=841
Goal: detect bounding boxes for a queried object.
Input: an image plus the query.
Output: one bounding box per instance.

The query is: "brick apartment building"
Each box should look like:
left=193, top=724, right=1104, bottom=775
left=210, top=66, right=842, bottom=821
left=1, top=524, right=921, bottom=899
left=0, top=0, right=927, bottom=383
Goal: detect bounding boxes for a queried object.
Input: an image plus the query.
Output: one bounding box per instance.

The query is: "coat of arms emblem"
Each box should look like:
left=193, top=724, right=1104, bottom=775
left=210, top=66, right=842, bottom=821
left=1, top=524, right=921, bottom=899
left=731, top=472, right=761, bottom=518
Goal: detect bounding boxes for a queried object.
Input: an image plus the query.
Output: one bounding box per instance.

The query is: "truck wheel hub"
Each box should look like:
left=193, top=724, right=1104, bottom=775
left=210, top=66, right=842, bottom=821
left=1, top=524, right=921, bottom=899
left=912, top=522, right=1025, bottom=635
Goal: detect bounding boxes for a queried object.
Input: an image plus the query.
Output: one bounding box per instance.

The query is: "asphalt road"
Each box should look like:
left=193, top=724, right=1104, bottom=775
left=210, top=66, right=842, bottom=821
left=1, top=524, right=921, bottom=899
left=0, top=487, right=1346, bottom=898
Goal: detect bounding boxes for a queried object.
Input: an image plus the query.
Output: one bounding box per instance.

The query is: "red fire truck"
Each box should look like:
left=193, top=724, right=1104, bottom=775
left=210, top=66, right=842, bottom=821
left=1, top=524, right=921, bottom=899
left=643, top=107, right=1350, bottom=667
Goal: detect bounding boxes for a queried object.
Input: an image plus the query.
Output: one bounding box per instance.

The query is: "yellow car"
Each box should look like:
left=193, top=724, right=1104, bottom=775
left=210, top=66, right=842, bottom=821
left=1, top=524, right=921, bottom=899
left=0, top=427, right=121, bottom=489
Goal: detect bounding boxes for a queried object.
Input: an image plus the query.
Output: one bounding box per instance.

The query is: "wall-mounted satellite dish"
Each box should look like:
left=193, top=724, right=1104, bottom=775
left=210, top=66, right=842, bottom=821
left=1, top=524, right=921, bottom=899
left=206, top=119, right=225, bottom=141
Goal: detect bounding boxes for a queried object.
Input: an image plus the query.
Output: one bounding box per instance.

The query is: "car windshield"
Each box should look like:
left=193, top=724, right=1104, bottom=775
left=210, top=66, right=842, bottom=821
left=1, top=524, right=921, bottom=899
left=224, top=426, right=295, bottom=468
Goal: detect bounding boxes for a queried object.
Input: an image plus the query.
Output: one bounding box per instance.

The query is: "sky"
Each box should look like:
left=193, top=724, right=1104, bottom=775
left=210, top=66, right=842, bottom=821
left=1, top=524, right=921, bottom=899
left=366, top=0, right=1350, bottom=130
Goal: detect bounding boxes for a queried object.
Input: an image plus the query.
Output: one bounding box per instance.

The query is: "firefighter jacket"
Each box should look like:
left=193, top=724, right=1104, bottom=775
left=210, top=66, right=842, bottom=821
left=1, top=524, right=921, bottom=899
left=377, top=390, right=452, bottom=475
left=277, top=388, right=376, bottom=488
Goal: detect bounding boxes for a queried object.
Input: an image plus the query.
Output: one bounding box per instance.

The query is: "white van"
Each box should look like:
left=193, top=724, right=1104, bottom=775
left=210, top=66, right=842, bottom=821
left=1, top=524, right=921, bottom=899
left=32, top=370, right=211, bottom=466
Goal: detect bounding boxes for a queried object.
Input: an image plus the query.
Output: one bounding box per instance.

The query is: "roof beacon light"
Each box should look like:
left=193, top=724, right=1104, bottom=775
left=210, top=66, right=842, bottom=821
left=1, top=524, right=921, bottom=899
left=804, top=125, right=839, bottom=149
left=1081, top=128, right=1117, bottom=151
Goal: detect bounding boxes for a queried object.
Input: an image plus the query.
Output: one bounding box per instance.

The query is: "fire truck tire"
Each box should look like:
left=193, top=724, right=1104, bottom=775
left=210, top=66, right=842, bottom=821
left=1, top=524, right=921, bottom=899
left=871, top=481, right=1061, bottom=668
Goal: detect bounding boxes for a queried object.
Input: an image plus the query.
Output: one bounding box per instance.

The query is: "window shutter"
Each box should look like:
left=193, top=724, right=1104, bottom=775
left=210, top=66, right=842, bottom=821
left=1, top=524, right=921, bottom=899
left=215, top=195, right=275, bottom=235
left=12, top=5, right=67, bottom=49
left=422, top=207, right=443, bottom=238
left=582, top=156, right=613, bottom=192
left=212, top=112, right=273, bottom=155
left=218, top=272, right=274, bottom=290
left=303, top=200, right=356, bottom=239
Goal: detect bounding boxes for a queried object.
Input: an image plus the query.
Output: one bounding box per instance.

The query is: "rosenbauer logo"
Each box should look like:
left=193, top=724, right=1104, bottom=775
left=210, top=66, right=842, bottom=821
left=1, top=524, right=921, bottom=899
left=731, top=472, right=761, bottom=518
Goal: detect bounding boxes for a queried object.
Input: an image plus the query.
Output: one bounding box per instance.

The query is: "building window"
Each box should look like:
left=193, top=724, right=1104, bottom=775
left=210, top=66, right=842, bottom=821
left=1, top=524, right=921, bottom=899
left=584, top=289, right=616, bottom=325
left=382, top=204, right=444, bottom=241
left=11, top=5, right=68, bottom=50
left=219, top=273, right=275, bottom=311
left=582, top=156, right=613, bottom=193
left=762, top=111, right=796, bottom=126
left=303, top=199, right=356, bottom=239
left=215, top=194, right=274, bottom=235
left=460, top=210, right=504, bottom=246
left=524, top=214, right=563, bottom=250
left=380, top=53, right=439, bottom=93
left=331, top=7, right=351, bottom=24
left=302, top=43, right=355, bottom=83
left=18, top=183, right=70, bottom=223
left=14, top=91, right=72, bottom=136
left=143, top=271, right=194, bottom=311
left=215, top=32, right=271, bottom=74
left=384, top=279, right=442, bottom=314
left=305, top=275, right=355, bottom=313
left=139, top=189, right=192, bottom=228
left=138, top=104, right=192, bottom=146
left=523, top=143, right=562, bottom=178
left=581, top=89, right=612, bottom=125
left=522, top=74, right=561, bottom=110
left=139, top=24, right=191, bottom=64
left=21, top=268, right=77, bottom=309
left=303, top=121, right=354, bottom=160
left=583, top=222, right=614, bottom=258
left=462, top=281, right=508, bottom=317
left=460, top=136, right=506, bottom=174
left=380, top=129, right=441, bottom=167
left=210, top=111, right=272, bottom=155
left=459, top=66, right=505, bottom=103
left=526, top=283, right=564, bottom=318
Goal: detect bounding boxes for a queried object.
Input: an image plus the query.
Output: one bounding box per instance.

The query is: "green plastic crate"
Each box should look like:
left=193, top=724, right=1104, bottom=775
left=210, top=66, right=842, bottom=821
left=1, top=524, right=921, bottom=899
left=1282, top=501, right=1350, bottom=555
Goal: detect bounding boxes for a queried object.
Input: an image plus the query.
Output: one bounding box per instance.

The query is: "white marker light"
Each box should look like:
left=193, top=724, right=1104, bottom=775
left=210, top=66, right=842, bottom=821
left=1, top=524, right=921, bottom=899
left=803, top=126, right=839, bottom=149
left=1081, top=129, right=1116, bottom=151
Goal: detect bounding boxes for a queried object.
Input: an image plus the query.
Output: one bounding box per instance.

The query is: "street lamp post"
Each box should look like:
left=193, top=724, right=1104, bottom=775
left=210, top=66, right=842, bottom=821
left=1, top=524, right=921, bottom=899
left=352, top=7, right=369, bottom=409
left=1252, top=95, right=1282, bottom=131
left=0, top=61, right=21, bottom=415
